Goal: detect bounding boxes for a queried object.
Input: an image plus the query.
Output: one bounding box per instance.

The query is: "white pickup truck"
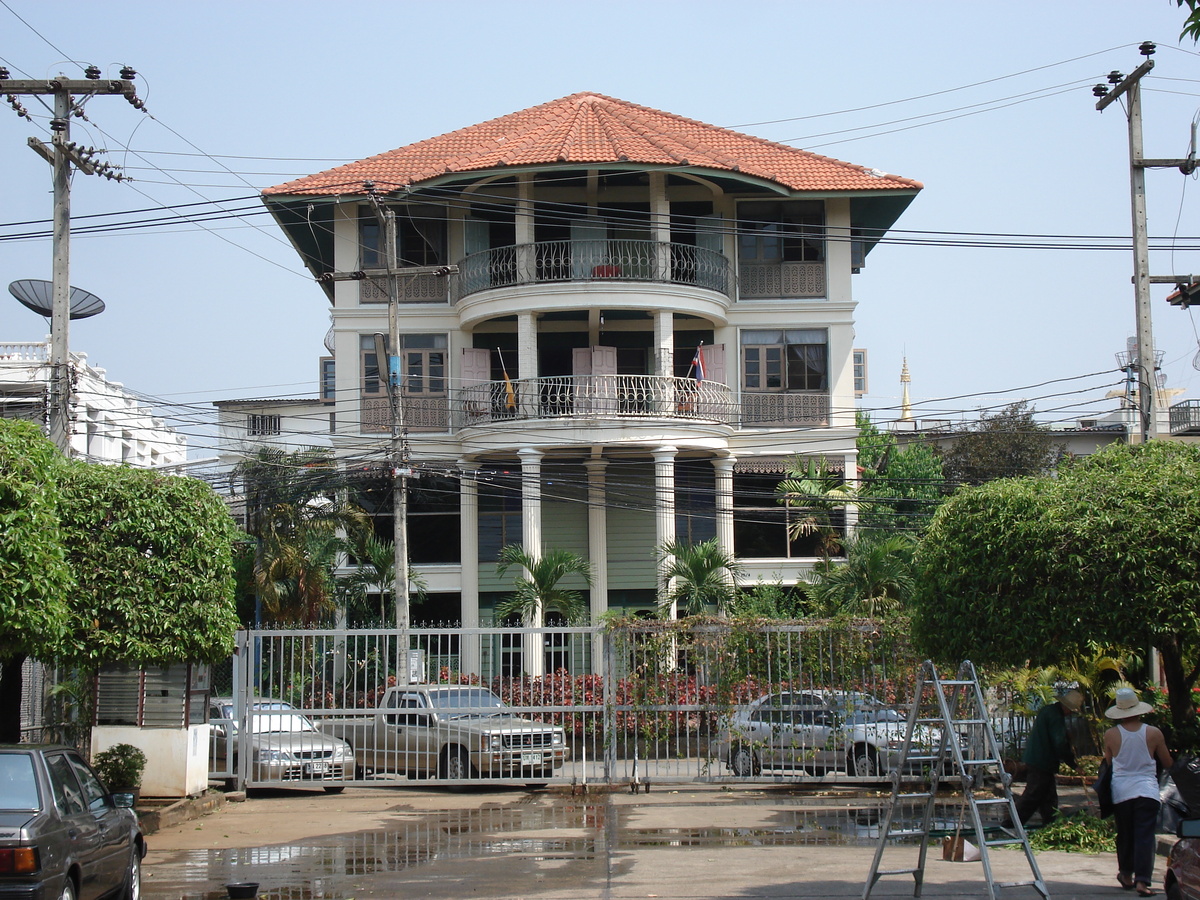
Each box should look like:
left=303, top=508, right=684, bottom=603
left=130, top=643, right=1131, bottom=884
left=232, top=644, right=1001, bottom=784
left=318, top=684, right=569, bottom=783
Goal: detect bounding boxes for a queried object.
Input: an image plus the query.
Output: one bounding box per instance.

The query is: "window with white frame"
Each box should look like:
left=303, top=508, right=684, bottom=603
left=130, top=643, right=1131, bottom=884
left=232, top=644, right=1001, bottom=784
left=853, top=348, right=868, bottom=396
left=359, top=205, right=448, bottom=268
left=741, top=329, right=828, bottom=392
left=360, top=333, right=448, bottom=397
left=737, top=200, right=824, bottom=262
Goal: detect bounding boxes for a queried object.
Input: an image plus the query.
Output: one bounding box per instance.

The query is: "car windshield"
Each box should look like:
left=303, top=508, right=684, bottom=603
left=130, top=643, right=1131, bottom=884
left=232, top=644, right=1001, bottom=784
left=248, top=713, right=318, bottom=735
left=0, top=753, right=40, bottom=811
left=848, top=708, right=906, bottom=725
left=428, top=689, right=506, bottom=718
left=218, top=700, right=293, bottom=720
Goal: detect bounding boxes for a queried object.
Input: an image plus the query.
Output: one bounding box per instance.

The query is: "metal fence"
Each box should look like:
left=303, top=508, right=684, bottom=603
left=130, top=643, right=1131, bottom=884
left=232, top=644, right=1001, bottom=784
left=211, top=621, right=947, bottom=790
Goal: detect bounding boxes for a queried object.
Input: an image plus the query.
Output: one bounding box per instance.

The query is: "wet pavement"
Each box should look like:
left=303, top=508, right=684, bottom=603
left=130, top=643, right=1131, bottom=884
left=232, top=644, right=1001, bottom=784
left=141, top=784, right=1122, bottom=899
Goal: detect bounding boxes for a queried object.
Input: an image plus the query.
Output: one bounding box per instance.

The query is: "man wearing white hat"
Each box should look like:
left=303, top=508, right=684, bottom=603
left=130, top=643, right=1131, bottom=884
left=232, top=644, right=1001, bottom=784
left=1103, top=687, right=1173, bottom=896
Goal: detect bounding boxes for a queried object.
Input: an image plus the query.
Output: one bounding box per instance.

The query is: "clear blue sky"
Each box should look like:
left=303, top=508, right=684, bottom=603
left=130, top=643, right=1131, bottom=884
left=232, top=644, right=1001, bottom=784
left=2, top=0, right=1199, bottom=457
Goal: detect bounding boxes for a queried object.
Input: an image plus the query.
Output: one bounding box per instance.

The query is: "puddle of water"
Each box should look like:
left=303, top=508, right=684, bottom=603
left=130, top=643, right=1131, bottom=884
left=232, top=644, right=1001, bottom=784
left=143, top=797, right=1003, bottom=899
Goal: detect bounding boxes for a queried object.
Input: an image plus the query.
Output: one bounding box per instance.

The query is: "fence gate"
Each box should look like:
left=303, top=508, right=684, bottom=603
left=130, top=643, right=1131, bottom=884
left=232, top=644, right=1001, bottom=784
left=213, top=621, right=920, bottom=790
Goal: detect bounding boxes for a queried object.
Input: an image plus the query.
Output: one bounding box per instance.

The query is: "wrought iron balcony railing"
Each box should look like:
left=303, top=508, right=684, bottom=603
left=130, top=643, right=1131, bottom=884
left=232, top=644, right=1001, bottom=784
left=360, top=379, right=830, bottom=432
left=453, top=240, right=733, bottom=301
left=454, top=375, right=736, bottom=427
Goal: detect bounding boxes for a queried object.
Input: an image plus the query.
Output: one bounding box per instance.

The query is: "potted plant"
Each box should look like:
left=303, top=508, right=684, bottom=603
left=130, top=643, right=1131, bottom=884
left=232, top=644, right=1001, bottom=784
left=91, top=743, right=147, bottom=800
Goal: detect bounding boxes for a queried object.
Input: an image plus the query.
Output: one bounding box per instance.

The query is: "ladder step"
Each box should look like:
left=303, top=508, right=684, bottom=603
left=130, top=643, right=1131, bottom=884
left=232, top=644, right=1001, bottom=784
left=986, top=838, right=1028, bottom=847
left=961, top=758, right=1001, bottom=766
left=952, top=718, right=987, bottom=725
left=938, top=679, right=975, bottom=686
left=877, top=868, right=920, bottom=877
left=897, top=792, right=934, bottom=801
left=973, top=798, right=1011, bottom=806
left=884, top=829, right=926, bottom=838
left=997, top=882, right=1043, bottom=889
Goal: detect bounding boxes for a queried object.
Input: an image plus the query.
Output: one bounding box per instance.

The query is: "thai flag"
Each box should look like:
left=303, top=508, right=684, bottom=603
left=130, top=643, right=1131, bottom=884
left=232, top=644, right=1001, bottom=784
left=691, top=344, right=706, bottom=382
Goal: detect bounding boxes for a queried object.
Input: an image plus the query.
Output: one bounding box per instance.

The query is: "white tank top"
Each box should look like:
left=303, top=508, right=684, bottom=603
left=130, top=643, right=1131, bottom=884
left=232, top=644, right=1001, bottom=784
left=1111, top=723, right=1159, bottom=804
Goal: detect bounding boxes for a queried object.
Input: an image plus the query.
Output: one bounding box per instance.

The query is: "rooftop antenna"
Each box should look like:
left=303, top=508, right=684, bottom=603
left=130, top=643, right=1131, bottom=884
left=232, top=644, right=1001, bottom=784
left=9, top=278, right=105, bottom=319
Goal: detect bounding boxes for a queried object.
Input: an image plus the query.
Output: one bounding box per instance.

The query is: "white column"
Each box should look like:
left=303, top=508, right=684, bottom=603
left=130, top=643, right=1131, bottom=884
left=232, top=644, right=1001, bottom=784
left=842, top=450, right=859, bottom=541
left=517, top=312, right=536, bottom=418
left=458, top=460, right=481, bottom=677
left=585, top=455, right=608, bottom=674
left=712, top=454, right=737, bottom=579
left=516, top=173, right=535, bottom=282
left=650, top=171, right=670, bottom=281
left=653, top=309, right=674, bottom=378
left=518, top=447, right=544, bottom=676
left=653, top=446, right=678, bottom=616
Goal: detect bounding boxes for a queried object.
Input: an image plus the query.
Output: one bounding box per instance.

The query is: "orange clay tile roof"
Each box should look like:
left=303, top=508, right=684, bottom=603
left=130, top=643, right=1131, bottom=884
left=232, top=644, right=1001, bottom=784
left=264, top=93, right=922, bottom=197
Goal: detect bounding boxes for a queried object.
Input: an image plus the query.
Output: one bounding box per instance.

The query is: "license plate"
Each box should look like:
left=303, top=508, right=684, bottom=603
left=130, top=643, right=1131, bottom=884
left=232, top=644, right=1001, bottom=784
left=520, top=751, right=543, bottom=766
left=307, top=761, right=328, bottom=774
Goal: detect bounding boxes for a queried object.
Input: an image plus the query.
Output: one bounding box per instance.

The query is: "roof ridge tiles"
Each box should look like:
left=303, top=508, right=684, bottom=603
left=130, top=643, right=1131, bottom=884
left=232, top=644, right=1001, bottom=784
left=263, top=92, right=922, bottom=197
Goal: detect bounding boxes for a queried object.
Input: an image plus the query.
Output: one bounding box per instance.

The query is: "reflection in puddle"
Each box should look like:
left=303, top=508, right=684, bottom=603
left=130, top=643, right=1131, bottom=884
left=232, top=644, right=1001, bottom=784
left=144, top=798, right=991, bottom=899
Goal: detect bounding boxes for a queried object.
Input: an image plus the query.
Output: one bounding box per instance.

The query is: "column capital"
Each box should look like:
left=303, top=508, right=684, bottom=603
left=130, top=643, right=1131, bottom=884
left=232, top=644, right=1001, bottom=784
left=517, top=446, right=543, bottom=463
left=652, top=445, right=678, bottom=463
left=711, top=453, right=737, bottom=472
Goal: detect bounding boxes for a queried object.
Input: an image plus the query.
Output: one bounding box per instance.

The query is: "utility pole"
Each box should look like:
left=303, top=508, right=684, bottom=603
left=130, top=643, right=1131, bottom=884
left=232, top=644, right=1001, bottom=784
left=1095, top=42, right=1197, bottom=443
left=1, top=67, right=139, bottom=453
left=317, top=185, right=455, bottom=684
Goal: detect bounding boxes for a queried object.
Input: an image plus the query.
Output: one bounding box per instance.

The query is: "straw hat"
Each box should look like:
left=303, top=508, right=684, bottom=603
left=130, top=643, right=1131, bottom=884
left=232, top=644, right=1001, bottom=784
left=1058, top=689, right=1085, bottom=712
left=1105, top=688, right=1154, bottom=720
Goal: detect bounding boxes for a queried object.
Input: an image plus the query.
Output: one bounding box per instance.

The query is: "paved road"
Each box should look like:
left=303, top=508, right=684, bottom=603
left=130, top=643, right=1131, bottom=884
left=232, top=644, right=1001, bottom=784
left=141, top=784, right=1127, bottom=900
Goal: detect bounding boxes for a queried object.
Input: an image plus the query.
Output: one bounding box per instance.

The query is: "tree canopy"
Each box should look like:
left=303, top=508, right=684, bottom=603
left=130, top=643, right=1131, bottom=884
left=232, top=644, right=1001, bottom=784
left=911, top=441, right=1200, bottom=734
left=0, top=421, right=73, bottom=660
left=57, top=461, right=240, bottom=666
left=942, top=400, right=1064, bottom=487
left=854, top=411, right=946, bottom=534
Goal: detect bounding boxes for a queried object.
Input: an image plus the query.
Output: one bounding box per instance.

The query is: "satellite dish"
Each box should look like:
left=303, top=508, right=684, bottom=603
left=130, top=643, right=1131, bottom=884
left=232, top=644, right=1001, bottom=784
left=8, top=279, right=105, bottom=320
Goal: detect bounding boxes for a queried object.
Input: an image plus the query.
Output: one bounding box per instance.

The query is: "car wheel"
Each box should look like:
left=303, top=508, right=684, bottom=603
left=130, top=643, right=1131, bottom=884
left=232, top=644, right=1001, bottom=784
left=440, top=746, right=476, bottom=788
left=850, top=746, right=880, bottom=778
left=59, top=876, right=77, bottom=900
left=121, top=847, right=141, bottom=900
left=1166, top=878, right=1182, bottom=900
left=729, top=744, right=759, bottom=777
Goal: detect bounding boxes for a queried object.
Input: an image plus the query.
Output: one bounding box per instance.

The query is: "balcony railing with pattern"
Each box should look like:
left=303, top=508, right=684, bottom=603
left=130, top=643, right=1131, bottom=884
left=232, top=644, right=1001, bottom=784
left=454, top=240, right=733, bottom=301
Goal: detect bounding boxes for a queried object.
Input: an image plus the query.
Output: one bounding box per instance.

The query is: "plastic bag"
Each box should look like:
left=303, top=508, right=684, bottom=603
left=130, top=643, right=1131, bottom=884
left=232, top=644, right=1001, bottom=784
left=1171, top=753, right=1200, bottom=816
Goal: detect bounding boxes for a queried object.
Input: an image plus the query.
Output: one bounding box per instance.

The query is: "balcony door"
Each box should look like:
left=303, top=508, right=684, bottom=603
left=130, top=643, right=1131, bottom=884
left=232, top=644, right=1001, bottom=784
left=570, top=219, right=607, bottom=278
left=572, top=346, right=617, bottom=414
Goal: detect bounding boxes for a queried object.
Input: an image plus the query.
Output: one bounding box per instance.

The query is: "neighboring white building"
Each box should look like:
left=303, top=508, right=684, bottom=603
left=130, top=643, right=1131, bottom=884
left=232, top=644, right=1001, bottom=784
left=219, top=92, right=923, bottom=634
left=0, top=340, right=187, bottom=467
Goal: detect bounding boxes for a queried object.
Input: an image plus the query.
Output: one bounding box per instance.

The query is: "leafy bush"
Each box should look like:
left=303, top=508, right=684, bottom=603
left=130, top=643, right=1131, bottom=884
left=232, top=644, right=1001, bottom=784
left=91, top=743, right=147, bottom=790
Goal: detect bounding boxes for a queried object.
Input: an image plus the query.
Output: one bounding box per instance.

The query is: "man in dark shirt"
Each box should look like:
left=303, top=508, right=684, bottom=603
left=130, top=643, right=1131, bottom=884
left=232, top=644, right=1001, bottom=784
left=1014, top=688, right=1084, bottom=827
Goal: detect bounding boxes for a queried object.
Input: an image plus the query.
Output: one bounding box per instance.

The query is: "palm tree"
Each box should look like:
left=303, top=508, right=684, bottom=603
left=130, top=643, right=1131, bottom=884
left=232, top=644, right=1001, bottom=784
left=495, top=544, right=592, bottom=625
left=805, top=533, right=916, bottom=617
left=775, top=456, right=859, bottom=556
left=236, top=447, right=366, bottom=625
left=657, top=538, right=743, bottom=618
left=343, top=532, right=428, bottom=626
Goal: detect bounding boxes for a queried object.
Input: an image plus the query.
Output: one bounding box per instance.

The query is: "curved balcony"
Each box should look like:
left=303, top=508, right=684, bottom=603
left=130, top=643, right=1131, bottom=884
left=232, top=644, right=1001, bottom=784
left=452, top=240, right=734, bottom=302
left=454, top=375, right=736, bottom=428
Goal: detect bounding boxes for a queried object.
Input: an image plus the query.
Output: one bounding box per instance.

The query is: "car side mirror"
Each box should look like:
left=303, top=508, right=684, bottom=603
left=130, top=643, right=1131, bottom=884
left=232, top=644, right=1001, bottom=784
left=110, top=792, right=136, bottom=809
left=1178, top=818, right=1200, bottom=838
left=213, top=725, right=227, bottom=740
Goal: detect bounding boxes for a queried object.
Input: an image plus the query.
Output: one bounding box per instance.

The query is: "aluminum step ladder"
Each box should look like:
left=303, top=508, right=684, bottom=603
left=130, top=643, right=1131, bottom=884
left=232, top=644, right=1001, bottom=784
left=862, top=660, right=1048, bottom=900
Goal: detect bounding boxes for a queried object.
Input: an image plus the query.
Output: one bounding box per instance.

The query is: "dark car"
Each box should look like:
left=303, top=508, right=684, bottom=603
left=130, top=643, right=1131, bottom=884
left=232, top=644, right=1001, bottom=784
left=1166, top=817, right=1200, bottom=900
left=0, top=744, right=145, bottom=900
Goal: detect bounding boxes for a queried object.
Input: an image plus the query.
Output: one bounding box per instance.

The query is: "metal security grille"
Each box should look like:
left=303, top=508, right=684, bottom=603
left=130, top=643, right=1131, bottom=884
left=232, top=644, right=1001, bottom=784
left=216, top=622, right=921, bottom=790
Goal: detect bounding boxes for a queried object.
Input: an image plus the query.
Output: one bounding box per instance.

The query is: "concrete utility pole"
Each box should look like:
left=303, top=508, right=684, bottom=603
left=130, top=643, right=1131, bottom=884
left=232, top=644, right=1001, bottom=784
left=1095, top=43, right=1197, bottom=442
left=318, top=187, right=456, bottom=683
left=1, top=69, right=139, bottom=453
